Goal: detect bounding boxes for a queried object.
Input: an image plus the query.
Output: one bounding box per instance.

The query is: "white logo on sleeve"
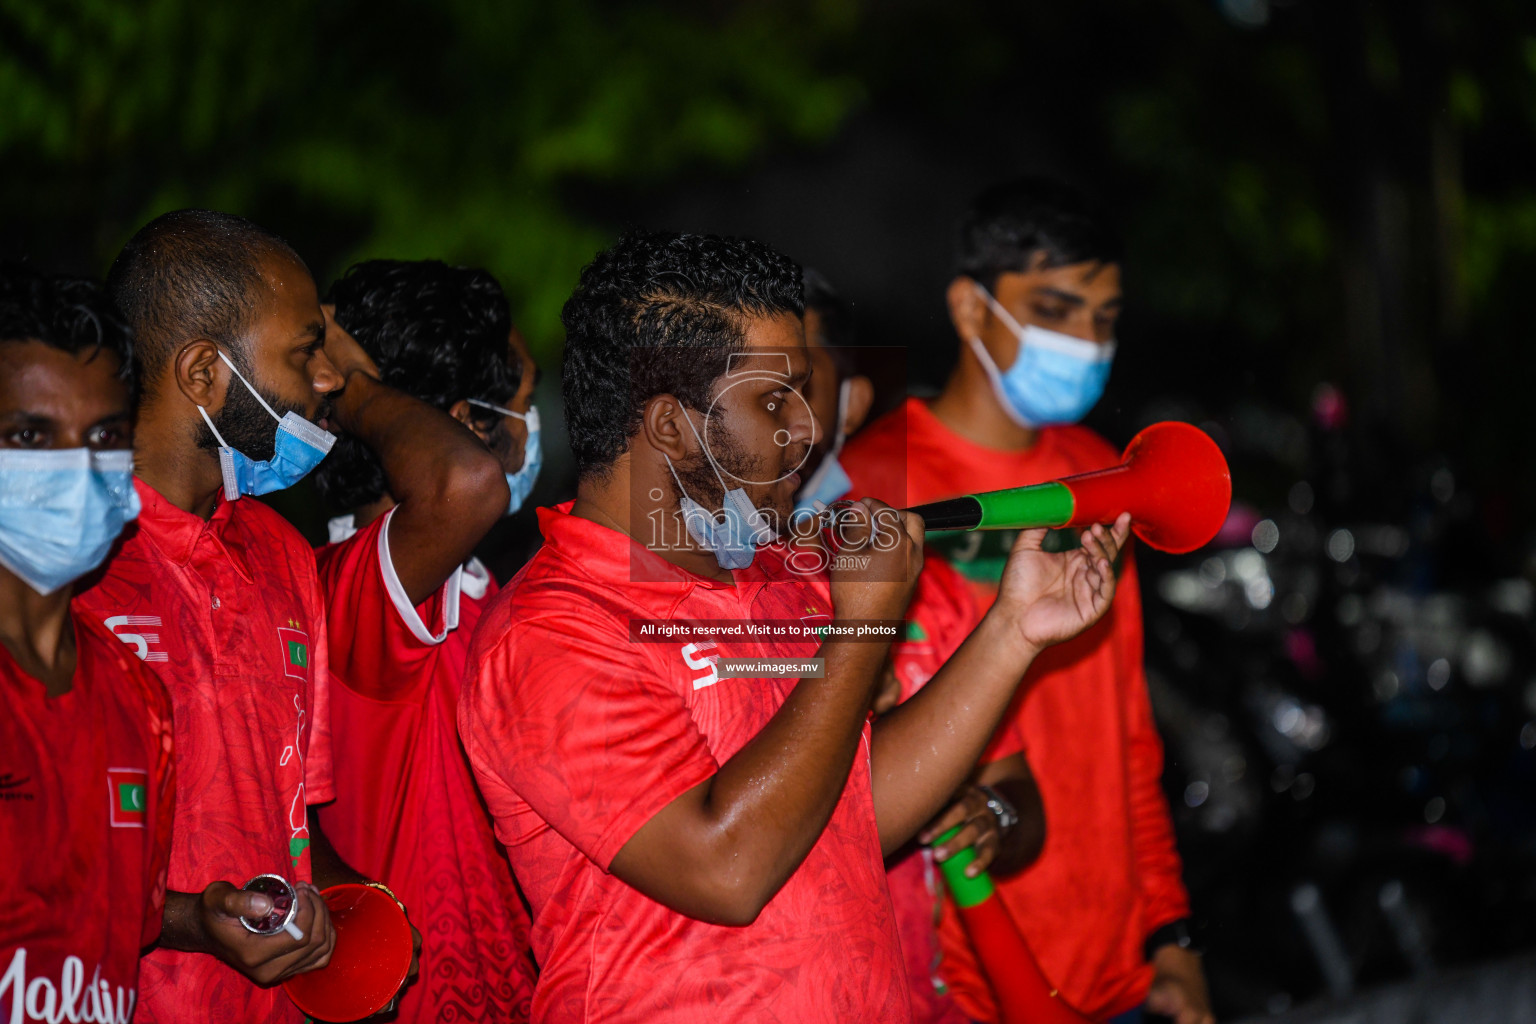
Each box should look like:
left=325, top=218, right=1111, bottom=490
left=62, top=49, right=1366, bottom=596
left=103, top=615, right=168, bottom=663
left=681, top=642, right=720, bottom=691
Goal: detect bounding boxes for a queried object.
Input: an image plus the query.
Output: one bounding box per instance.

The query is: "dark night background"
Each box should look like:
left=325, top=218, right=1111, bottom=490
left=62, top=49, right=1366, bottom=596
left=6, top=0, right=1536, bottom=1018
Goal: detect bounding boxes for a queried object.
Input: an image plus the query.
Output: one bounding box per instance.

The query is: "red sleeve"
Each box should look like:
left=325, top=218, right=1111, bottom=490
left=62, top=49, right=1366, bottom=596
left=303, top=543, right=336, bottom=807
left=463, top=609, right=720, bottom=870
left=1117, top=551, right=1191, bottom=932
left=315, top=510, right=458, bottom=703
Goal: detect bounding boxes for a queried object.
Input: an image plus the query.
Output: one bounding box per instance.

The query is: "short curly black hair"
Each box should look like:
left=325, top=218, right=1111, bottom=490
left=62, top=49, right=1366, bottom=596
left=955, top=177, right=1122, bottom=291
left=312, top=259, right=521, bottom=512
left=0, top=262, right=135, bottom=391
left=561, top=230, right=803, bottom=478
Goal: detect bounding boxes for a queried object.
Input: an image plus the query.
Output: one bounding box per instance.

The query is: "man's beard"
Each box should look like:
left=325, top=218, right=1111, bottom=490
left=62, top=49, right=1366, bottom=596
left=195, top=367, right=320, bottom=462
left=673, top=419, right=786, bottom=526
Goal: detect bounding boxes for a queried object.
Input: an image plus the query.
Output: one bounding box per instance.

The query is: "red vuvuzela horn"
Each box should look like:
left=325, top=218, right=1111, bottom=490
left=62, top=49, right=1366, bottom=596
left=282, top=884, right=413, bottom=1022
left=907, top=421, right=1232, bottom=554
left=934, top=828, right=1091, bottom=1024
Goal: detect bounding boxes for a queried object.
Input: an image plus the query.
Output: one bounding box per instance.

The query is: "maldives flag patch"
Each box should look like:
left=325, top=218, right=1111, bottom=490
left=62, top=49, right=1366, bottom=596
left=277, top=626, right=310, bottom=680
left=107, top=767, right=149, bottom=828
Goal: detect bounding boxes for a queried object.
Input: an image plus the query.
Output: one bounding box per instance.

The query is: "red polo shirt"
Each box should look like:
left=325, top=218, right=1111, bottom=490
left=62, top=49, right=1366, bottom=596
left=842, top=398, right=1189, bottom=1022
left=315, top=510, right=536, bottom=1023
left=1, top=608, right=176, bottom=1024
left=75, top=479, right=334, bottom=1024
left=459, top=503, right=911, bottom=1023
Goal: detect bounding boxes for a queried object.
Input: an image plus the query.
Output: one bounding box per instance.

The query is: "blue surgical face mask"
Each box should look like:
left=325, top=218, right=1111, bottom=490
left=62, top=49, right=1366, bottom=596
left=197, top=351, right=336, bottom=501
left=794, top=377, right=854, bottom=519
left=665, top=412, right=775, bottom=571
left=0, top=448, right=141, bottom=595
left=967, top=283, right=1115, bottom=427
left=467, top=398, right=542, bottom=515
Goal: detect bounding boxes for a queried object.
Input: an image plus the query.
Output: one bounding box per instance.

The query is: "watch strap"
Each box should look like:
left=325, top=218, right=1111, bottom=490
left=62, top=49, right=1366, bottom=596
left=1145, top=917, right=1201, bottom=959
left=976, top=784, right=1019, bottom=831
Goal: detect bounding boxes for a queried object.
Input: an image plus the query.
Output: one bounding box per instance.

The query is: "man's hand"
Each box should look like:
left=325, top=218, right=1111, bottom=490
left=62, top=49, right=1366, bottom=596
left=827, top=498, right=924, bottom=624
left=190, top=880, right=336, bottom=985
left=994, top=515, right=1130, bottom=653
left=919, top=787, right=1002, bottom=876
left=321, top=304, right=382, bottom=384
left=1146, top=945, right=1215, bottom=1024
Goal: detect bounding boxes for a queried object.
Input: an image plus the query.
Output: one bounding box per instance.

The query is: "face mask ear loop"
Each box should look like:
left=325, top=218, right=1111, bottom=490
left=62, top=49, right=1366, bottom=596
left=217, top=350, right=283, bottom=423
left=974, top=282, right=1030, bottom=340
left=830, top=377, right=853, bottom=455
left=679, top=411, right=731, bottom=494
left=466, top=397, right=532, bottom=423
left=663, top=451, right=691, bottom=500
left=196, top=404, right=233, bottom=449
left=964, top=334, right=1034, bottom=430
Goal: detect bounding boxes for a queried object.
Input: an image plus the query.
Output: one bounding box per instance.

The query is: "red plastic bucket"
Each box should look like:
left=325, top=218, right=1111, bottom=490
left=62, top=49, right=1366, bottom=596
left=282, top=884, right=412, bottom=1022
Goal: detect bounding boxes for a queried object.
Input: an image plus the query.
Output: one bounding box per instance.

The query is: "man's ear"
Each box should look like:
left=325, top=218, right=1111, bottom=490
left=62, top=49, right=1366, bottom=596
left=173, top=339, right=226, bottom=412
left=946, top=276, right=986, bottom=344
left=640, top=393, right=693, bottom=465
left=447, top=398, right=476, bottom=428
left=842, top=375, right=875, bottom=437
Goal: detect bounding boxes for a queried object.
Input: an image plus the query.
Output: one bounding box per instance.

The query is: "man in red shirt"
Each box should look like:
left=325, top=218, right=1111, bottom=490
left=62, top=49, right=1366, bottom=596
left=76, top=210, right=408, bottom=1023
left=312, top=260, right=540, bottom=1022
left=460, top=230, right=1129, bottom=1023
left=840, top=178, right=1213, bottom=1024
left=0, top=266, right=176, bottom=1024
left=797, top=269, right=1047, bottom=1024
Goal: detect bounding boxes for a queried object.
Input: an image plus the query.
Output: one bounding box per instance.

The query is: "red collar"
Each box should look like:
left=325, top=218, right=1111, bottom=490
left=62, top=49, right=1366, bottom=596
left=131, top=477, right=256, bottom=583
left=535, top=501, right=795, bottom=603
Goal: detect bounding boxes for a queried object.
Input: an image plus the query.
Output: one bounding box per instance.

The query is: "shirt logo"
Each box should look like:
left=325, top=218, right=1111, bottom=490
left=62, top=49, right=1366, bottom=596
left=277, top=624, right=309, bottom=680
left=0, top=948, right=137, bottom=1024
left=681, top=641, right=720, bottom=691
left=106, top=767, right=148, bottom=828
left=103, top=615, right=168, bottom=663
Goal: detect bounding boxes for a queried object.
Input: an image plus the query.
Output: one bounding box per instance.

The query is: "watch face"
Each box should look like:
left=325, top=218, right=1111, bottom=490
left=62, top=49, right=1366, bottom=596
left=239, top=873, right=298, bottom=935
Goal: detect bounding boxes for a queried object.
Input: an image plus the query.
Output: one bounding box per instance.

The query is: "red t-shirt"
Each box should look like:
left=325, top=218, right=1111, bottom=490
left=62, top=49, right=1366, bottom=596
left=315, top=510, right=536, bottom=1023
left=75, top=479, right=334, bottom=1024
left=460, top=503, right=911, bottom=1024
left=842, top=398, right=1190, bottom=1021
left=1, top=608, right=175, bottom=1024
left=885, top=556, right=990, bottom=1024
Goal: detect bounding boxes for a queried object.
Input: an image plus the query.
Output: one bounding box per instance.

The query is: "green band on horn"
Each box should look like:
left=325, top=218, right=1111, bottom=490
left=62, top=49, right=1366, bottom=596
left=933, top=826, right=996, bottom=908
left=973, top=481, right=1075, bottom=531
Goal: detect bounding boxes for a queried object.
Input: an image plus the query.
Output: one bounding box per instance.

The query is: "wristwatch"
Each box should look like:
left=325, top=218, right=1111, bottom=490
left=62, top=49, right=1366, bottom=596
left=976, top=784, right=1019, bottom=831
left=1144, top=918, right=1203, bottom=959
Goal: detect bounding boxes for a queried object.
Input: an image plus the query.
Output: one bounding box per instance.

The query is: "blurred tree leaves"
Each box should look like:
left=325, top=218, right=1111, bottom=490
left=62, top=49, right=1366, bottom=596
left=0, top=0, right=864, bottom=357
left=6, top=0, right=1536, bottom=491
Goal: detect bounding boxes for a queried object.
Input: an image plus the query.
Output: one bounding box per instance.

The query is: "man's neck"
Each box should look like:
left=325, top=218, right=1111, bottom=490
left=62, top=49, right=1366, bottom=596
left=0, top=572, right=76, bottom=697
left=352, top=494, right=397, bottom=531
left=571, top=464, right=735, bottom=584
left=927, top=358, right=1040, bottom=454
left=133, top=402, right=225, bottom=520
